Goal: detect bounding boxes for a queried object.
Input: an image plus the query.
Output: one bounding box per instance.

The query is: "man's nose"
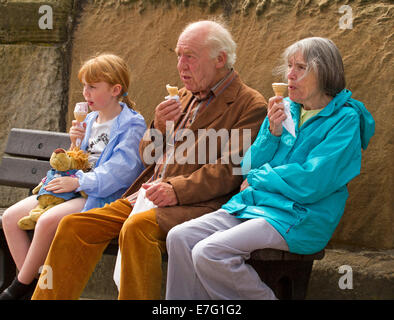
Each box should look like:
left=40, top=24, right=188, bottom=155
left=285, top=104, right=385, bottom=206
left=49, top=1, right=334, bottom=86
left=177, top=57, right=188, bottom=70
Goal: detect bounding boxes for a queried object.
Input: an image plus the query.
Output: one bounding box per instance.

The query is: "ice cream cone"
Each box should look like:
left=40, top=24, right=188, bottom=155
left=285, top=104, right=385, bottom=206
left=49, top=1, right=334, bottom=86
left=166, top=84, right=179, bottom=96
left=272, top=82, right=288, bottom=97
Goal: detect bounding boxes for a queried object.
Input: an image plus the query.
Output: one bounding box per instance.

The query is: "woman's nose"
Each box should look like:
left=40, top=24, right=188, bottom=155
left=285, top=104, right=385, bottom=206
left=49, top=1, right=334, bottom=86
left=287, top=68, right=296, bottom=80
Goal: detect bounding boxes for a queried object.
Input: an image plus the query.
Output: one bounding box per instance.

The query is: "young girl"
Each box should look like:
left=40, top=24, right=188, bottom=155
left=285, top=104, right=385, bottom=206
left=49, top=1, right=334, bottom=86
left=0, top=54, right=147, bottom=300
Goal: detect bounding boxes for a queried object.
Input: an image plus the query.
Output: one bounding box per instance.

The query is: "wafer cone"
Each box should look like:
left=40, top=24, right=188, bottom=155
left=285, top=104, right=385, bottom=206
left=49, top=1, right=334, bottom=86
left=166, top=84, right=179, bottom=96
left=272, top=82, right=288, bottom=97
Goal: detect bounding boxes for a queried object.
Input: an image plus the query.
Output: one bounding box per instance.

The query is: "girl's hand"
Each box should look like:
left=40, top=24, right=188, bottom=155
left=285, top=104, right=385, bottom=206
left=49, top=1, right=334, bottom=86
left=267, top=96, right=287, bottom=136
left=44, top=177, right=80, bottom=193
left=69, top=120, right=86, bottom=148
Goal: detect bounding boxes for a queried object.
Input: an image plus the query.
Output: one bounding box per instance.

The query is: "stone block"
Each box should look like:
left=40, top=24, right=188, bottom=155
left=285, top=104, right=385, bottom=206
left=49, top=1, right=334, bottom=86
left=307, top=248, right=394, bottom=300
left=82, top=254, right=118, bottom=300
left=81, top=254, right=168, bottom=300
left=0, top=0, right=74, bottom=44
left=0, top=44, right=67, bottom=207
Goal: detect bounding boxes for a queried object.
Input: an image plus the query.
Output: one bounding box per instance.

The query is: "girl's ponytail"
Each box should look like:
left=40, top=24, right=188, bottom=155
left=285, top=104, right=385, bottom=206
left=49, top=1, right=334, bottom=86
left=120, top=92, right=136, bottom=110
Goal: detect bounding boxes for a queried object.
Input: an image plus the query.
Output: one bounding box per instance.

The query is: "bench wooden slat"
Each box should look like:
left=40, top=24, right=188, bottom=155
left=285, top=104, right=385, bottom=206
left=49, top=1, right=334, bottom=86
left=0, top=156, right=50, bottom=189
left=4, top=128, right=69, bottom=159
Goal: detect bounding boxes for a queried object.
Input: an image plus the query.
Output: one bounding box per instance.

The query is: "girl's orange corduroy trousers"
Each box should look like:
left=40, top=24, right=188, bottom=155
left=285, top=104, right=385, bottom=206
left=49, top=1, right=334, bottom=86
left=31, top=199, right=166, bottom=300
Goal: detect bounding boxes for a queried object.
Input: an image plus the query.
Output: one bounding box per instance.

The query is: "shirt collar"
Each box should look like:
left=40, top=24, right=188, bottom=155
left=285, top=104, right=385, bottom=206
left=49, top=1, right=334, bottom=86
left=192, top=69, right=235, bottom=102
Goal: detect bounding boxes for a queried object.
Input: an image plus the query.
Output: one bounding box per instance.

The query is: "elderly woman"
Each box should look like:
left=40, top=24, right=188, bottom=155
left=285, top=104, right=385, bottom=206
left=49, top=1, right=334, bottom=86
left=165, top=37, right=375, bottom=300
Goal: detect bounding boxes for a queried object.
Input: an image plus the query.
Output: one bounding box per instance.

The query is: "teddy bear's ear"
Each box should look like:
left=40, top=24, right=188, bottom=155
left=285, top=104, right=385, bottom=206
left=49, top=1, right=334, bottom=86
left=54, top=148, right=66, bottom=154
left=66, top=148, right=90, bottom=171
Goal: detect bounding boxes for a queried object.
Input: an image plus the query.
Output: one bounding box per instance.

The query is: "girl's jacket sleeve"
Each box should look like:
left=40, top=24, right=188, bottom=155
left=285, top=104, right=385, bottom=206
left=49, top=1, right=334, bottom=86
left=76, top=121, right=146, bottom=198
left=246, top=112, right=362, bottom=204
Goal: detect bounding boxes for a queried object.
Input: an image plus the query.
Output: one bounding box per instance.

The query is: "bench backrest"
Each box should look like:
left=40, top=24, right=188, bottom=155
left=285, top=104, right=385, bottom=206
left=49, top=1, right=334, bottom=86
left=0, top=128, right=70, bottom=189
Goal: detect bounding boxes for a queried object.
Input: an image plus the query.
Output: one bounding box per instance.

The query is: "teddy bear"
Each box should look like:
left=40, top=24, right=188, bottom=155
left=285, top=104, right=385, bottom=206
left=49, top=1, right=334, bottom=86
left=17, top=147, right=90, bottom=230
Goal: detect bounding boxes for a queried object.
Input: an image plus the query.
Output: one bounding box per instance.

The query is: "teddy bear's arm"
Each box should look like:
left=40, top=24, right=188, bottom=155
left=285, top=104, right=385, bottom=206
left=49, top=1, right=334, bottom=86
left=32, top=182, right=43, bottom=195
left=80, top=190, right=88, bottom=198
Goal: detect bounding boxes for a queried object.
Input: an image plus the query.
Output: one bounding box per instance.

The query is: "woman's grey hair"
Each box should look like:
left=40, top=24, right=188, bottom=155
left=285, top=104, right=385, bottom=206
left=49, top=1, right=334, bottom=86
left=276, top=37, right=346, bottom=97
left=181, top=19, right=237, bottom=69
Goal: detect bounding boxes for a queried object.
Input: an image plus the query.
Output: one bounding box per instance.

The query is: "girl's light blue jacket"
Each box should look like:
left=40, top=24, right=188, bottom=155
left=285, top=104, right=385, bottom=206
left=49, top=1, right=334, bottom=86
left=76, top=102, right=147, bottom=212
left=222, top=89, right=375, bottom=254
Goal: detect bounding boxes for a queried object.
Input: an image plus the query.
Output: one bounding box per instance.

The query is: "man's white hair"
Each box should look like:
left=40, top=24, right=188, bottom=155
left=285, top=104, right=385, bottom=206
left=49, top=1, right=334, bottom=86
left=181, top=19, right=237, bottom=69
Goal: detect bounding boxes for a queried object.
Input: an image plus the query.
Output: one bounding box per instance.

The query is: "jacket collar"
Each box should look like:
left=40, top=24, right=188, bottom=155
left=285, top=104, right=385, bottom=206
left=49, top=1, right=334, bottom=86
left=179, top=71, right=240, bottom=105
left=289, top=89, right=375, bottom=150
left=178, top=72, right=241, bottom=130
left=317, top=89, right=352, bottom=117
left=111, top=102, right=138, bottom=139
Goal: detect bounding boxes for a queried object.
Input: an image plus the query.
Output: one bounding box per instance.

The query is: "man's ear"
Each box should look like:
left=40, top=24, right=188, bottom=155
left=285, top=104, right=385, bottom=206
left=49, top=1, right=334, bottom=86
left=112, top=84, right=122, bottom=97
left=215, top=51, right=227, bottom=69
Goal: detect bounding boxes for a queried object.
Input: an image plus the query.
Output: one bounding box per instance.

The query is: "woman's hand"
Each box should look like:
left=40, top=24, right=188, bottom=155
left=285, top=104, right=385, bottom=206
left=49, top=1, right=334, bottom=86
left=267, top=96, right=287, bottom=136
left=44, top=177, right=80, bottom=193
left=240, top=178, right=249, bottom=191
left=69, top=120, right=86, bottom=148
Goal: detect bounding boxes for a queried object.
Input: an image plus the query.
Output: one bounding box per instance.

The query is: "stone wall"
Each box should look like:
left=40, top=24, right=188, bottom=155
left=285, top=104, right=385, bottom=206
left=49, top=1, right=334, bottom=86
left=0, top=0, right=393, bottom=250
left=0, top=0, right=77, bottom=205
left=67, top=0, right=393, bottom=250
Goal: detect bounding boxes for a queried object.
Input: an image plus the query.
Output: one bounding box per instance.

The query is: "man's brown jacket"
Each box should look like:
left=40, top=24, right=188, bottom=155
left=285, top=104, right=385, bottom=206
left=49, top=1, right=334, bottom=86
left=123, top=73, right=267, bottom=234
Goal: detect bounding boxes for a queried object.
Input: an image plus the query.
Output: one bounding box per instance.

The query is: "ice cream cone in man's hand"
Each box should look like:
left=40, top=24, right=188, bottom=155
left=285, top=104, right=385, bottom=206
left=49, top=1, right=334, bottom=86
left=166, top=84, right=179, bottom=97
left=154, top=84, right=182, bottom=133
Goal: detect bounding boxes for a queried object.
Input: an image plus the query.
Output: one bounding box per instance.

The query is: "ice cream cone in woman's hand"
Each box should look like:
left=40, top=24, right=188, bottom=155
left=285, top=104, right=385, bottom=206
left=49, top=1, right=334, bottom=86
left=272, top=83, right=288, bottom=97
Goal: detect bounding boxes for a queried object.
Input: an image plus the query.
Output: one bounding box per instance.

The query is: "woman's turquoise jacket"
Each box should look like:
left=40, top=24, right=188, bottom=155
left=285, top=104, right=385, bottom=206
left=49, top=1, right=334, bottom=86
left=222, top=89, right=375, bottom=254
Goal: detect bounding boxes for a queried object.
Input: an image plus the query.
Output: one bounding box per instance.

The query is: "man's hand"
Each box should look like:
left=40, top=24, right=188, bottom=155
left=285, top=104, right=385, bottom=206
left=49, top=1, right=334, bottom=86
left=44, top=177, right=80, bottom=193
left=153, top=99, right=182, bottom=133
left=142, top=182, right=178, bottom=207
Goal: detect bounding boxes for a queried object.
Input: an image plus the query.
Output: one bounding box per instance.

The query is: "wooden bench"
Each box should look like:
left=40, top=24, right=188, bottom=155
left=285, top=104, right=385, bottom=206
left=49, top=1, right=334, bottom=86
left=0, top=128, right=70, bottom=292
left=0, top=128, right=324, bottom=299
left=248, top=248, right=324, bottom=299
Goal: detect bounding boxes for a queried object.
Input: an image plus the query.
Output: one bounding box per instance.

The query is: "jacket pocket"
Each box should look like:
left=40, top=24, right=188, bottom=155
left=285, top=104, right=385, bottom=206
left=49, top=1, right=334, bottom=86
left=286, top=203, right=307, bottom=233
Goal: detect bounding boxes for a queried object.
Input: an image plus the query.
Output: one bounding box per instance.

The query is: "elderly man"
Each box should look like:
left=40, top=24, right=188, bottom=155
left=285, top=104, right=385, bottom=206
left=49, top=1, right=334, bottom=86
left=32, top=20, right=267, bottom=300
